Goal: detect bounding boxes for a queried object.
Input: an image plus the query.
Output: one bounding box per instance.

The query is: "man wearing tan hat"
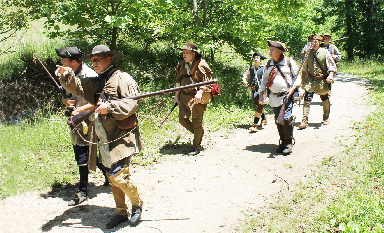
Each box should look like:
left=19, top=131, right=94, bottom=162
left=321, top=33, right=342, bottom=64
left=56, top=44, right=144, bottom=229
left=174, top=42, right=213, bottom=156
left=299, top=34, right=337, bottom=129
left=259, top=40, right=300, bottom=155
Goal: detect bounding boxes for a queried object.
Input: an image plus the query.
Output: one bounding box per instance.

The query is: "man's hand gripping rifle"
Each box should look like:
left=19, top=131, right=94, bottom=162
left=68, top=79, right=218, bottom=130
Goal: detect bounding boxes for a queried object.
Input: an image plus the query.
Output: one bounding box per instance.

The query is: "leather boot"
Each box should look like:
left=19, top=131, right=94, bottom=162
left=276, top=121, right=285, bottom=153
left=129, top=206, right=142, bottom=226
left=299, top=101, right=311, bottom=129
left=322, top=99, right=331, bottom=125
left=283, top=117, right=294, bottom=155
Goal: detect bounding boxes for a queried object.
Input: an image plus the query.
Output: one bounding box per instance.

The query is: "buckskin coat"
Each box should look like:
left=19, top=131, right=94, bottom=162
left=58, top=66, right=143, bottom=168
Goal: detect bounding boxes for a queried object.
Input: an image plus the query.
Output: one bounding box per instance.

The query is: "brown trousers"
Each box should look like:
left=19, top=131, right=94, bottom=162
left=178, top=92, right=207, bottom=150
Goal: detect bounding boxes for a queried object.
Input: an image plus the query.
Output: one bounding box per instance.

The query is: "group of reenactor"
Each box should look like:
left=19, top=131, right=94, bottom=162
left=52, top=33, right=340, bottom=229
left=54, top=42, right=213, bottom=229
left=242, top=33, right=341, bottom=154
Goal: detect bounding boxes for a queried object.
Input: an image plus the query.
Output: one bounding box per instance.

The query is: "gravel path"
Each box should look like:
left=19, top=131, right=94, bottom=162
left=0, top=73, right=372, bottom=233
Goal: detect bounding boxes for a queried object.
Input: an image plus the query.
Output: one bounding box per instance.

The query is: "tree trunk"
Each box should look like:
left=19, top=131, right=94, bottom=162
left=193, top=0, right=199, bottom=27
left=110, top=27, right=118, bottom=50
left=344, top=0, right=354, bottom=60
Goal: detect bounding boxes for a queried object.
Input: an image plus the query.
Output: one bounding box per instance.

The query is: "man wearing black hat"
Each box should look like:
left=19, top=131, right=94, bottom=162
left=55, top=47, right=104, bottom=206
left=56, top=44, right=144, bottom=228
left=242, top=52, right=268, bottom=132
left=299, top=34, right=336, bottom=129
left=259, top=40, right=300, bottom=155
left=174, top=42, right=213, bottom=156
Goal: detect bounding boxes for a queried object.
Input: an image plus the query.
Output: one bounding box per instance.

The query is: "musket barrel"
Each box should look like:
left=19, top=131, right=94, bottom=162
left=67, top=79, right=218, bottom=128
left=126, top=79, right=218, bottom=100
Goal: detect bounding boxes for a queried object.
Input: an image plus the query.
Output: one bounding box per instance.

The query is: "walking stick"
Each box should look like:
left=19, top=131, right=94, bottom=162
left=158, top=103, right=178, bottom=128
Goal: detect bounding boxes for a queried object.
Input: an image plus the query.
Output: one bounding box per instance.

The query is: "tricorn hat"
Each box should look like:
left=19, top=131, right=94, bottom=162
left=267, top=40, right=288, bottom=52
left=252, top=52, right=267, bottom=60
left=55, top=47, right=85, bottom=60
left=80, top=44, right=124, bottom=61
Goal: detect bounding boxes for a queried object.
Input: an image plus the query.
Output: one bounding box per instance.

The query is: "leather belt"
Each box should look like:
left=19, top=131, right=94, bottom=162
left=183, top=90, right=197, bottom=95
left=272, top=92, right=286, bottom=97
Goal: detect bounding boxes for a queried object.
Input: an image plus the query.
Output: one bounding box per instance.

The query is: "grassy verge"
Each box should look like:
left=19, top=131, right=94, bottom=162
left=242, top=60, right=384, bottom=232
left=0, top=115, right=74, bottom=198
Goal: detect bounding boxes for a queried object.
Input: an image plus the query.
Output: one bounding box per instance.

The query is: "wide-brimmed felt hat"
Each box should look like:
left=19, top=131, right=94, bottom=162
left=80, top=44, right=124, bottom=61
left=313, top=34, right=324, bottom=42
left=267, top=40, right=288, bottom=52
left=56, top=47, right=85, bottom=60
left=252, top=52, right=267, bottom=60
left=178, top=42, right=201, bottom=56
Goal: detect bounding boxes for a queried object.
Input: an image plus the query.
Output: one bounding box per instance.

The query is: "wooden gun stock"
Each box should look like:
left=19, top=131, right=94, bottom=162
left=67, top=79, right=218, bottom=129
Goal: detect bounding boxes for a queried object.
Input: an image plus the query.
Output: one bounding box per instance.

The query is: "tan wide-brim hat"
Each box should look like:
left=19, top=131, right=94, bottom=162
left=323, top=33, right=332, bottom=37
left=267, top=40, right=288, bottom=52
left=80, top=44, right=124, bottom=61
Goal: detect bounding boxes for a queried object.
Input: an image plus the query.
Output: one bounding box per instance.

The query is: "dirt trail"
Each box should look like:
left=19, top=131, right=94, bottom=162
left=0, top=73, right=372, bottom=233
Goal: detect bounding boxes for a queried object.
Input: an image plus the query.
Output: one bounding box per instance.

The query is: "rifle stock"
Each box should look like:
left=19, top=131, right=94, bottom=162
left=68, top=79, right=218, bottom=128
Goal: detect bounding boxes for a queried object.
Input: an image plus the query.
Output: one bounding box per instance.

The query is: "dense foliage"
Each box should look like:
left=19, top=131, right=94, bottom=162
left=319, top=0, right=384, bottom=59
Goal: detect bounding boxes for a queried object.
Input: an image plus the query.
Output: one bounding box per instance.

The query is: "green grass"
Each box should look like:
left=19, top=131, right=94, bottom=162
left=242, top=59, right=384, bottom=232
left=0, top=115, right=75, bottom=198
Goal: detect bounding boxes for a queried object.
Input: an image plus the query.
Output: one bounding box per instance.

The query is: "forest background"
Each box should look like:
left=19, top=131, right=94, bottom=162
left=0, top=0, right=384, bottom=232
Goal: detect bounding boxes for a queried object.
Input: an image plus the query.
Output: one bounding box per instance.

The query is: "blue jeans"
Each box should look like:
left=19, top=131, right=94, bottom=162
left=272, top=97, right=294, bottom=120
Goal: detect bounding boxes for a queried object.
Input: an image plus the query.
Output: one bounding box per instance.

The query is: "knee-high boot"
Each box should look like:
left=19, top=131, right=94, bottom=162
left=322, top=98, right=331, bottom=123
left=283, top=117, right=294, bottom=155
left=299, top=101, right=311, bottom=129
left=78, top=165, right=89, bottom=195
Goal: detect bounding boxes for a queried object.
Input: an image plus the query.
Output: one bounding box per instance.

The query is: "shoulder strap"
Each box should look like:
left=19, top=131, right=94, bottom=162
left=274, top=61, right=291, bottom=88
left=265, top=60, right=272, bottom=70
left=190, top=58, right=201, bottom=81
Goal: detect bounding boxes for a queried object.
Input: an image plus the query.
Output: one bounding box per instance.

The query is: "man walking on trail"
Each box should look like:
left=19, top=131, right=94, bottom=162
left=321, top=33, right=342, bottom=64
left=241, top=52, right=268, bottom=132
left=259, top=40, right=300, bottom=155
left=174, top=42, right=213, bottom=156
left=56, top=44, right=144, bottom=229
left=299, top=34, right=337, bottom=129
left=55, top=47, right=108, bottom=206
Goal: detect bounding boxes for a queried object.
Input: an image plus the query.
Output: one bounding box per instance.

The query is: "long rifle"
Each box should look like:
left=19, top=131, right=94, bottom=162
left=35, top=57, right=71, bottom=99
left=330, top=36, right=348, bottom=43
left=68, top=79, right=218, bottom=128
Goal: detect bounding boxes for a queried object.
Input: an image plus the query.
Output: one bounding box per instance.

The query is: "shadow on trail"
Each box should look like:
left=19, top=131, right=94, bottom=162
left=244, top=143, right=276, bottom=154
left=40, top=183, right=110, bottom=202
left=159, top=142, right=191, bottom=155
left=40, top=204, right=122, bottom=232
left=294, top=122, right=322, bottom=129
